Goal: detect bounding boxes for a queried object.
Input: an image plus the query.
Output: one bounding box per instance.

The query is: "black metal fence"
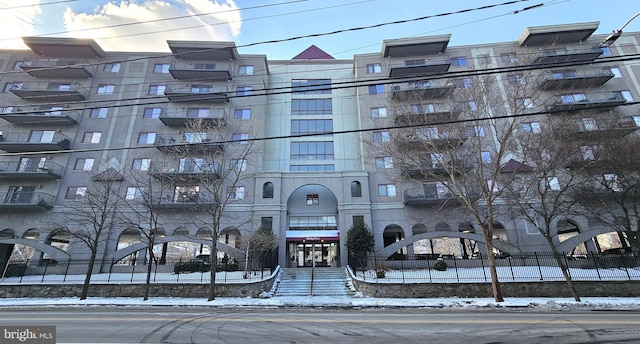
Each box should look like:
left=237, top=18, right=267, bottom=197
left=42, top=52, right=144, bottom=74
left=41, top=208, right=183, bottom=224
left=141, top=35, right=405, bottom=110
left=1, top=249, right=278, bottom=285
left=348, top=251, right=640, bottom=283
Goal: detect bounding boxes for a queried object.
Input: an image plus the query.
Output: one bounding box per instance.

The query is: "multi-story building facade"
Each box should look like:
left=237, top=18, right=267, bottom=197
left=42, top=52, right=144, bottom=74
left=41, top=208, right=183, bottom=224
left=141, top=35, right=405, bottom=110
left=0, top=22, right=638, bottom=273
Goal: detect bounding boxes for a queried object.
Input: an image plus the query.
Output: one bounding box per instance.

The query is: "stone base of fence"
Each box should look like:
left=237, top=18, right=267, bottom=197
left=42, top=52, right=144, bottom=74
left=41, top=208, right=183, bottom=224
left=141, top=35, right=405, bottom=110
left=0, top=278, right=276, bottom=299
left=351, top=279, right=640, bottom=298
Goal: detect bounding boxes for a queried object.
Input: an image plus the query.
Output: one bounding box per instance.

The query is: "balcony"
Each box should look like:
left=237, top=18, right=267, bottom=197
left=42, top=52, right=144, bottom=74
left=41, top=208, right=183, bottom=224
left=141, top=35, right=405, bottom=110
left=167, top=40, right=238, bottom=60
left=537, top=68, right=615, bottom=90
left=0, top=191, right=54, bottom=210
left=0, top=132, right=71, bottom=153
left=23, top=37, right=105, bottom=58
left=150, top=162, right=220, bottom=183
left=395, top=103, right=460, bottom=125
left=0, top=160, right=64, bottom=180
left=19, top=59, right=95, bottom=78
left=382, top=35, right=450, bottom=58
left=517, top=22, right=599, bottom=46
left=388, top=56, right=451, bottom=78
left=149, top=191, right=215, bottom=211
left=403, top=185, right=458, bottom=206
left=532, top=47, right=603, bottom=65
left=164, top=85, right=229, bottom=103
left=391, top=79, right=455, bottom=100
left=396, top=134, right=467, bottom=151
left=0, top=107, right=80, bottom=125
left=545, top=91, right=627, bottom=112
left=402, top=161, right=472, bottom=178
left=159, top=108, right=226, bottom=127
left=154, top=134, right=224, bottom=154
left=9, top=81, right=87, bottom=102
left=566, top=118, right=638, bottom=140
left=169, top=61, right=232, bottom=80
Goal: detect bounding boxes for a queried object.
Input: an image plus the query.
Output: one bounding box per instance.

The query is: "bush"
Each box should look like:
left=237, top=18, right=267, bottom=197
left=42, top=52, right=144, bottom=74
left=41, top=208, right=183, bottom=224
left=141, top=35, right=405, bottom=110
left=174, top=260, right=210, bottom=274
left=434, top=261, right=447, bottom=271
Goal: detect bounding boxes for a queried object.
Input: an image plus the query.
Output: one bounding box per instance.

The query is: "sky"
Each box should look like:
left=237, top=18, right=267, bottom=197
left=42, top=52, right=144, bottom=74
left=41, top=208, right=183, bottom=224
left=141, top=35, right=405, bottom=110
left=0, top=0, right=638, bottom=60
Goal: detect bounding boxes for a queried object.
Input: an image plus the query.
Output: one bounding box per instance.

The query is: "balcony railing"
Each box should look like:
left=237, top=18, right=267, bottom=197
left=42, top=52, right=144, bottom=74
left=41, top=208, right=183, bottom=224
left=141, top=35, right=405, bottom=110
left=149, top=191, right=216, bottom=210
left=154, top=134, right=224, bottom=154
left=395, top=102, right=460, bottom=125
left=0, top=132, right=72, bottom=153
left=168, top=61, right=233, bottom=80
left=0, top=107, right=80, bottom=125
left=159, top=108, right=226, bottom=127
left=391, top=79, right=456, bottom=100
left=402, top=161, right=472, bottom=178
left=388, top=56, right=451, bottom=77
left=0, top=191, right=55, bottom=210
left=163, top=85, right=229, bottom=103
left=19, top=59, right=96, bottom=78
left=566, top=118, right=638, bottom=140
left=403, top=186, right=458, bottom=206
left=0, top=160, right=64, bottom=180
left=537, top=67, right=615, bottom=90
left=533, top=47, right=603, bottom=65
left=396, top=134, right=467, bottom=151
left=545, top=91, right=627, bottom=112
left=9, top=81, right=88, bottom=101
left=150, top=162, right=220, bottom=182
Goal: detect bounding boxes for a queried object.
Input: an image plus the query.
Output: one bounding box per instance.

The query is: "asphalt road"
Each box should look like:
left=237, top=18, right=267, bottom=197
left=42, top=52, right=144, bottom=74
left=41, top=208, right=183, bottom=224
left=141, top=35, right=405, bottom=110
left=2, top=308, right=640, bottom=344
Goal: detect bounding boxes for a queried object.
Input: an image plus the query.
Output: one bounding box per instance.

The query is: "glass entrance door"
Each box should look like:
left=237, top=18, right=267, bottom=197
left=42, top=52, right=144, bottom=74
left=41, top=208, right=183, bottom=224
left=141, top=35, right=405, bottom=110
left=289, top=242, right=337, bottom=267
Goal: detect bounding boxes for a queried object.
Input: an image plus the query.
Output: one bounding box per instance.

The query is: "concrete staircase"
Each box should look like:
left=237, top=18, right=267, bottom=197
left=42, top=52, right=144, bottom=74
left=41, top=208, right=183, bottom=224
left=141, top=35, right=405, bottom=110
left=275, top=268, right=353, bottom=297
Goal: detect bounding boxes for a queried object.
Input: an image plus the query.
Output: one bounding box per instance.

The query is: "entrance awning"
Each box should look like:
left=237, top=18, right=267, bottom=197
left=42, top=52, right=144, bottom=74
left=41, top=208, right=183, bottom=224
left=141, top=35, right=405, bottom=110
left=286, top=230, right=339, bottom=242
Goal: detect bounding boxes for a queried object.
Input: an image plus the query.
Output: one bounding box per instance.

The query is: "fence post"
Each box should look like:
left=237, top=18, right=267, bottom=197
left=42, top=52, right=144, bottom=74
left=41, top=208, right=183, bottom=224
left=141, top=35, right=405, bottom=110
left=479, top=252, right=488, bottom=282
left=176, top=258, right=181, bottom=282
left=130, top=262, right=135, bottom=283
left=452, top=258, right=459, bottom=283
left=562, top=252, right=572, bottom=281
left=427, top=259, right=432, bottom=283
left=534, top=252, right=543, bottom=281
left=62, top=258, right=71, bottom=283
left=41, top=260, right=49, bottom=283
left=108, top=258, right=114, bottom=283
left=153, top=259, right=158, bottom=283
left=590, top=252, right=602, bottom=280
left=19, top=258, right=28, bottom=283
left=508, top=256, right=515, bottom=281
left=400, top=258, right=405, bottom=283
left=620, top=251, right=631, bottom=280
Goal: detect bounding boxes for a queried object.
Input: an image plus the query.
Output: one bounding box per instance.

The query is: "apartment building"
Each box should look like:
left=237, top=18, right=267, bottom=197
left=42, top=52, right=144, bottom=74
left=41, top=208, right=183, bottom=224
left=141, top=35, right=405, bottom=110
left=0, top=22, right=638, bottom=272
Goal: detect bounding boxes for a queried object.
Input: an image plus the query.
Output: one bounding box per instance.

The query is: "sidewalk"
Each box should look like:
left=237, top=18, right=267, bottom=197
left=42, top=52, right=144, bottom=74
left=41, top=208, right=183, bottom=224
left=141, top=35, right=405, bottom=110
left=1, top=295, right=640, bottom=310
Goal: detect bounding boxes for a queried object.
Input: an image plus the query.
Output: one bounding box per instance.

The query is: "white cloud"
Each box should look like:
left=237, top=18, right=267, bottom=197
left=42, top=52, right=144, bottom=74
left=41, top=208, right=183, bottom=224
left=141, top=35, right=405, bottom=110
left=0, top=0, right=43, bottom=49
left=62, top=0, right=241, bottom=52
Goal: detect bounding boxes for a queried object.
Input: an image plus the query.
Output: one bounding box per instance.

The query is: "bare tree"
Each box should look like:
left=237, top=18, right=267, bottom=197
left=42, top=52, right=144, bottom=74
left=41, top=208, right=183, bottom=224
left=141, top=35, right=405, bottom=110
left=243, top=225, right=276, bottom=279
left=63, top=169, right=121, bottom=300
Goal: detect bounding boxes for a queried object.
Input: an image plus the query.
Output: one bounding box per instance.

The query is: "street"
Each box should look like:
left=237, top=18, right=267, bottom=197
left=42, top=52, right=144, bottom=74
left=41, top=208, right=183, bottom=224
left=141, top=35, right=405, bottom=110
left=1, top=308, right=640, bottom=343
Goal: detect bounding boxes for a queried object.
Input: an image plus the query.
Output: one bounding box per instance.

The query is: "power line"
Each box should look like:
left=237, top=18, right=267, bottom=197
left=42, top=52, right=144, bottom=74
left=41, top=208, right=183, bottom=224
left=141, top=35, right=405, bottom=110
left=0, top=0, right=77, bottom=11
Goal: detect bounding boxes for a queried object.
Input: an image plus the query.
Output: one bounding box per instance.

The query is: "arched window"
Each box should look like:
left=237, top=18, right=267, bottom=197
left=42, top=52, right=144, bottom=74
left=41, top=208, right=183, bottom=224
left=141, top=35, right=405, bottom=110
left=351, top=181, right=362, bottom=197
left=263, top=182, right=274, bottom=198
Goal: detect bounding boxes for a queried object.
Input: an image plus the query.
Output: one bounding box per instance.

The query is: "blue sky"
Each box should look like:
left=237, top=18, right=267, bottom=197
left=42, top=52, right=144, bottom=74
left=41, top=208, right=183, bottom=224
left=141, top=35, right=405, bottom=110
left=0, top=0, right=638, bottom=59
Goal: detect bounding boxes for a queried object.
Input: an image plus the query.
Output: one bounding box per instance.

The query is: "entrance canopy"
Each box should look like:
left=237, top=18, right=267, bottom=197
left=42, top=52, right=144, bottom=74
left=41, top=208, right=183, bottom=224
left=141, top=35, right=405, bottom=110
left=286, top=230, right=339, bottom=242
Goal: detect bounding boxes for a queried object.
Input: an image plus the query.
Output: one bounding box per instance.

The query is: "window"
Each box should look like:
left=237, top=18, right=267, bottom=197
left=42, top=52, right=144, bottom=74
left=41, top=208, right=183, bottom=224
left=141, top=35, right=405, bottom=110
left=486, top=180, right=501, bottom=194
left=96, top=84, right=115, bottom=94
left=375, top=157, right=393, bottom=168
left=516, top=97, right=534, bottom=109
left=262, top=182, right=274, bottom=198
left=232, top=133, right=249, bottom=144
left=291, top=120, right=333, bottom=135
left=351, top=181, right=362, bottom=197
left=148, top=85, right=166, bottom=95
left=417, top=127, right=440, bottom=140
left=143, top=108, right=162, bottom=118
left=291, top=99, right=332, bottom=115
left=373, top=131, right=390, bottom=142
left=454, top=78, right=472, bottom=88
left=29, top=130, right=55, bottom=143
left=522, top=122, right=541, bottom=134
left=103, top=63, right=120, bottom=72
left=370, top=107, right=387, bottom=118
left=541, top=149, right=551, bottom=161
left=603, top=173, right=622, bottom=192
left=238, top=65, right=254, bottom=75
left=466, top=101, right=478, bottom=111
left=184, top=132, right=207, bottom=143
left=261, top=217, right=273, bottom=231
left=236, top=86, right=252, bottom=96
left=191, top=84, right=211, bottom=93
left=194, top=63, right=215, bottom=70
left=633, top=115, right=640, bottom=127
left=13, top=60, right=31, bottom=69
left=125, top=187, right=144, bottom=200
left=49, top=82, right=70, bottom=91
left=552, top=70, right=577, bottom=79
left=90, top=108, right=108, bottom=118
left=621, top=90, right=634, bottom=101
left=368, top=84, right=384, bottom=94
left=507, top=74, right=525, bottom=85
left=290, top=142, right=334, bottom=160
left=450, top=56, right=468, bottom=67
left=137, top=132, right=156, bottom=144
left=74, top=158, right=94, bottom=171
left=542, top=177, right=561, bottom=191
left=378, top=184, right=396, bottom=197
left=306, top=194, right=319, bottom=205
left=561, top=93, right=586, bottom=104
left=353, top=215, right=364, bottom=226
left=234, top=109, right=251, bottom=119
left=230, top=159, right=247, bottom=171
left=581, top=118, right=598, bottom=131
left=601, top=47, right=612, bottom=56
left=290, top=164, right=335, bottom=171
left=292, top=79, right=331, bottom=94
left=481, top=151, right=492, bottom=164
left=466, top=125, right=485, bottom=137
left=501, top=53, right=518, bottom=63
left=228, top=186, right=245, bottom=200
left=153, top=63, right=170, bottom=73
left=581, top=145, right=599, bottom=160
left=186, top=108, right=210, bottom=118
left=4, top=82, right=22, bottom=92
left=66, top=186, right=87, bottom=199
left=366, top=63, right=382, bottom=73
left=610, top=67, right=622, bottom=78
left=132, top=158, right=151, bottom=171
left=0, top=106, right=13, bottom=113
left=82, top=132, right=101, bottom=143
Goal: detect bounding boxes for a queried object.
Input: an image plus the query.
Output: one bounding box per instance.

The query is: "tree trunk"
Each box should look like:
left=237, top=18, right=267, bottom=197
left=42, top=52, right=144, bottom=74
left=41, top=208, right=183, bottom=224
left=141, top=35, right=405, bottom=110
left=208, top=244, right=218, bottom=301
left=482, top=235, right=504, bottom=302
left=143, top=247, right=154, bottom=301
left=79, top=250, right=98, bottom=300
left=545, top=236, right=581, bottom=302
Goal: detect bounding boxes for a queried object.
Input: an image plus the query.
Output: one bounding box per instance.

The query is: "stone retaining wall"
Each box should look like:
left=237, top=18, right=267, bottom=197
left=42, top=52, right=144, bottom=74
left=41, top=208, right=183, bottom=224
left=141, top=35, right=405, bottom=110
left=351, top=279, right=640, bottom=298
left=0, top=278, right=275, bottom=299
